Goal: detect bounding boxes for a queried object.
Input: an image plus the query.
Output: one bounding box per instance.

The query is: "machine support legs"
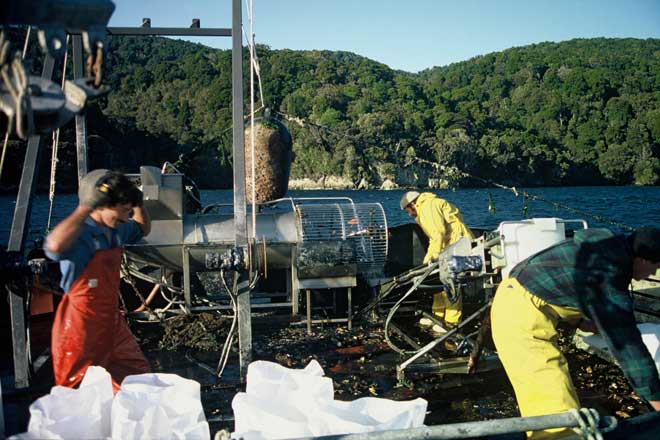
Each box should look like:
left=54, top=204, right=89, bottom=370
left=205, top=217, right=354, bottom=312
left=306, top=289, right=312, bottom=335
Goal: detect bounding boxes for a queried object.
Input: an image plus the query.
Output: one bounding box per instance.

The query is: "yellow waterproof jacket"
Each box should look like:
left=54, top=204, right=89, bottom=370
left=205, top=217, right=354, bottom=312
left=415, top=192, right=473, bottom=263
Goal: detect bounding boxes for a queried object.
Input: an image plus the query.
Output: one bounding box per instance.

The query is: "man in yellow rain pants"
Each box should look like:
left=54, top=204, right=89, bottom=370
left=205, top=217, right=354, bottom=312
left=491, top=227, right=660, bottom=439
left=400, top=191, right=473, bottom=333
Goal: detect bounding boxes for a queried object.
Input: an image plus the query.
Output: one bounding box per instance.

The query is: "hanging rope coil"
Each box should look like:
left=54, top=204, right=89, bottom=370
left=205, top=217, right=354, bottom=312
left=1, top=30, right=33, bottom=151
left=1, top=27, right=32, bottom=182
left=0, top=33, right=32, bottom=140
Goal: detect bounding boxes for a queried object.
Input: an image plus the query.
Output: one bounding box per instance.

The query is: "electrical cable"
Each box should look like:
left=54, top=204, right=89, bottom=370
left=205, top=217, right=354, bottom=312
left=160, top=286, right=185, bottom=306
left=216, top=269, right=238, bottom=377
left=383, top=264, right=436, bottom=355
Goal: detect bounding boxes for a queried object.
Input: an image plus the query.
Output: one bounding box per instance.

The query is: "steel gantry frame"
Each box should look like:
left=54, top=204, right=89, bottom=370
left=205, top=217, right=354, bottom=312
left=8, top=0, right=252, bottom=389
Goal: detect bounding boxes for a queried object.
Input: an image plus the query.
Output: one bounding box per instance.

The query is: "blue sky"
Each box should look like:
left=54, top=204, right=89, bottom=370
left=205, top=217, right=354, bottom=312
left=109, top=0, right=660, bottom=73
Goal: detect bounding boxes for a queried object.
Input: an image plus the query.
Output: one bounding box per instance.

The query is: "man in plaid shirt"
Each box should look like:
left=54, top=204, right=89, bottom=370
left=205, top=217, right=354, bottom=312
left=491, top=227, right=660, bottom=439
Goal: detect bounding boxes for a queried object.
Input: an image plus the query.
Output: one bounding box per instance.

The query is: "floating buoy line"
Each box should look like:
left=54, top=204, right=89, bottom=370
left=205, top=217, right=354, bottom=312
left=414, top=157, right=635, bottom=232
left=269, top=107, right=635, bottom=232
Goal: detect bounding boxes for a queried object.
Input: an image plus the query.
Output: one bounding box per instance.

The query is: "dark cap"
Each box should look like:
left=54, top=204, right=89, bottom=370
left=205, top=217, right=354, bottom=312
left=631, top=227, right=660, bottom=263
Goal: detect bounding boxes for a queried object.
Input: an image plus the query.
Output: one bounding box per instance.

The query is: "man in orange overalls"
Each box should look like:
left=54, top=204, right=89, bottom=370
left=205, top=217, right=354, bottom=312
left=45, top=169, right=151, bottom=392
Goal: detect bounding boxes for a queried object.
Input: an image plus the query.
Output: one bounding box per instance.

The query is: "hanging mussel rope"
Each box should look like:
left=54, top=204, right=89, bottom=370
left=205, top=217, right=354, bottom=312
left=243, top=114, right=293, bottom=203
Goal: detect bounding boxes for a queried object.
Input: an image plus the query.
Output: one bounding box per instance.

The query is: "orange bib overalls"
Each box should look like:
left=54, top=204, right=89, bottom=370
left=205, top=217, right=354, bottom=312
left=51, top=247, right=150, bottom=392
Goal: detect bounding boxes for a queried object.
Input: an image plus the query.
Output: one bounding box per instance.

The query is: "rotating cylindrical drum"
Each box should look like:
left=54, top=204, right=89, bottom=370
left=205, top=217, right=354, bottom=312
left=294, top=202, right=388, bottom=278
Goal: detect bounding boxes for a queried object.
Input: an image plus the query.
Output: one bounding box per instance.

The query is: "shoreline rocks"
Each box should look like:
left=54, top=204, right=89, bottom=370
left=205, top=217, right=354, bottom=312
left=288, top=175, right=356, bottom=190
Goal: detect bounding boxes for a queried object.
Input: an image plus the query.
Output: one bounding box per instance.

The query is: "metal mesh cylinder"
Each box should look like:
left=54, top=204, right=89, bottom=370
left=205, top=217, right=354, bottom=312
left=295, top=202, right=388, bottom=278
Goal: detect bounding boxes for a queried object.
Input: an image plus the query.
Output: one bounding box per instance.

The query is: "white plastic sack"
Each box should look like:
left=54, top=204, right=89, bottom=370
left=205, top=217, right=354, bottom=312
left=581, top=323, right=660, bottom=377
left=231, top=360, right=427, bottom=439
left=14, top=366, right=114, bottom=440
left=10, top=367, right=210, bottom=440
left=111, top=373, right=210, bottom=440
left=638, top=322, right=660, bottom=375
left=245, top=358, right=334, bottom=402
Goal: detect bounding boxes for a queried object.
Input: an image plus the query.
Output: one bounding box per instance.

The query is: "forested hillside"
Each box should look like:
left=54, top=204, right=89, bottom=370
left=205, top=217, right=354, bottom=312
left=3, top=36, right=659, bottom=190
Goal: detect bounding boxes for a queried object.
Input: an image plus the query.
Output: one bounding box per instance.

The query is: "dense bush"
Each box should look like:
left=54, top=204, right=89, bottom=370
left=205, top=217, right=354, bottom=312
left=4, top=35, right=659, bottom=190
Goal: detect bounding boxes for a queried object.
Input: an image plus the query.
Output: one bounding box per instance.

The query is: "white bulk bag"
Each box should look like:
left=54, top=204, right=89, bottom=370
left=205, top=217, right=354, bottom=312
left=20, top=366, right=113, bottom=439
left=111, top=373, right=210, bottom=440
left=232, top=360, right=427, bottom=439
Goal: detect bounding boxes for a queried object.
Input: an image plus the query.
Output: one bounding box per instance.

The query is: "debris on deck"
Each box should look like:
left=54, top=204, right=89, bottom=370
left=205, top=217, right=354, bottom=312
left=131, top=312, right=655, bottom=432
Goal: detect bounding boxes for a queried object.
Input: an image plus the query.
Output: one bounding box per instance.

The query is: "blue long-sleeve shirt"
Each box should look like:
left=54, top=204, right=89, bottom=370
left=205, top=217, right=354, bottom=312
left=45, top=218, right=143, bottom=292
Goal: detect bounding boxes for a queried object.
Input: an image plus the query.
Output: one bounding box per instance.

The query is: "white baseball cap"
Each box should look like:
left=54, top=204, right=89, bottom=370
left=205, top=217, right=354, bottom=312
left=399, top=191, right=420, bottom=210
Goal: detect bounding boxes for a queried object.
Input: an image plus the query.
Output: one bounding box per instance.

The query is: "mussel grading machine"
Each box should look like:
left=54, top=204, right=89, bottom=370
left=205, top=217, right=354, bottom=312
left=124, top=166, right=389, bottom=324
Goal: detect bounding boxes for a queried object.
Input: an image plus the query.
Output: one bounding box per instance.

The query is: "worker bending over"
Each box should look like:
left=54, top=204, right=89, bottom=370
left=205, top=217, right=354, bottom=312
left=400, top=191, right=473, bottom=331
left=45, top=169, right=151, bottom=392
left=491, top=227, right=660, bottom=439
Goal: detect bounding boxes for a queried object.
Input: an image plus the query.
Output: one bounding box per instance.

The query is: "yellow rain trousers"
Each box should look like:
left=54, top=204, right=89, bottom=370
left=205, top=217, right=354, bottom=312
left=416, top=193, right=473, bottom=326
left=491, top=277, right=584, bottom=440
left=432, top=291, right=462, bottom=327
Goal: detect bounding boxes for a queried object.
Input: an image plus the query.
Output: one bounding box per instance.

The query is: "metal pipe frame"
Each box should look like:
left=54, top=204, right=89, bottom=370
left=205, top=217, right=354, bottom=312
left=8, top=54, right=56, bottom=389
left=291, top=409, right=616, bottom=440
left=416, top=309, right=491, bottom=359
left=230, top=0, right=252, bottom=379
left=68, top=26, right=231, bottom=38
left=182, top=245, right=192, bottom=308
left=300, top=287, right=353, bottom=334
left=72, top=34, right=88, bottom=184
left=6, top=1, right=252, bottom=389
left=75, top=1, right=253, bottom=378
left=190, top=302, right=291, bottom=312
left=106, top=27, right=231, bottom=37
left=387, top=322, right=421, bottom=351
left=402, top=354, right=501, bottom=376
left=0, top=376, right=4, bottom=438
left=396, top=301, right=492, bottom=382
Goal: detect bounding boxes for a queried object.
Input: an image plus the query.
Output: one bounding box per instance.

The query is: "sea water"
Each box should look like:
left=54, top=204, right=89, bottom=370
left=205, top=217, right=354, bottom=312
left=1, top=186, right=659, bottom=247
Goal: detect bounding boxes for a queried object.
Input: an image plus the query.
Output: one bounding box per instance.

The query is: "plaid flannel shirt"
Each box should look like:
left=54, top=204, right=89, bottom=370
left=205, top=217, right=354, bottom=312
left=509, top=228, right=660, bottom=402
